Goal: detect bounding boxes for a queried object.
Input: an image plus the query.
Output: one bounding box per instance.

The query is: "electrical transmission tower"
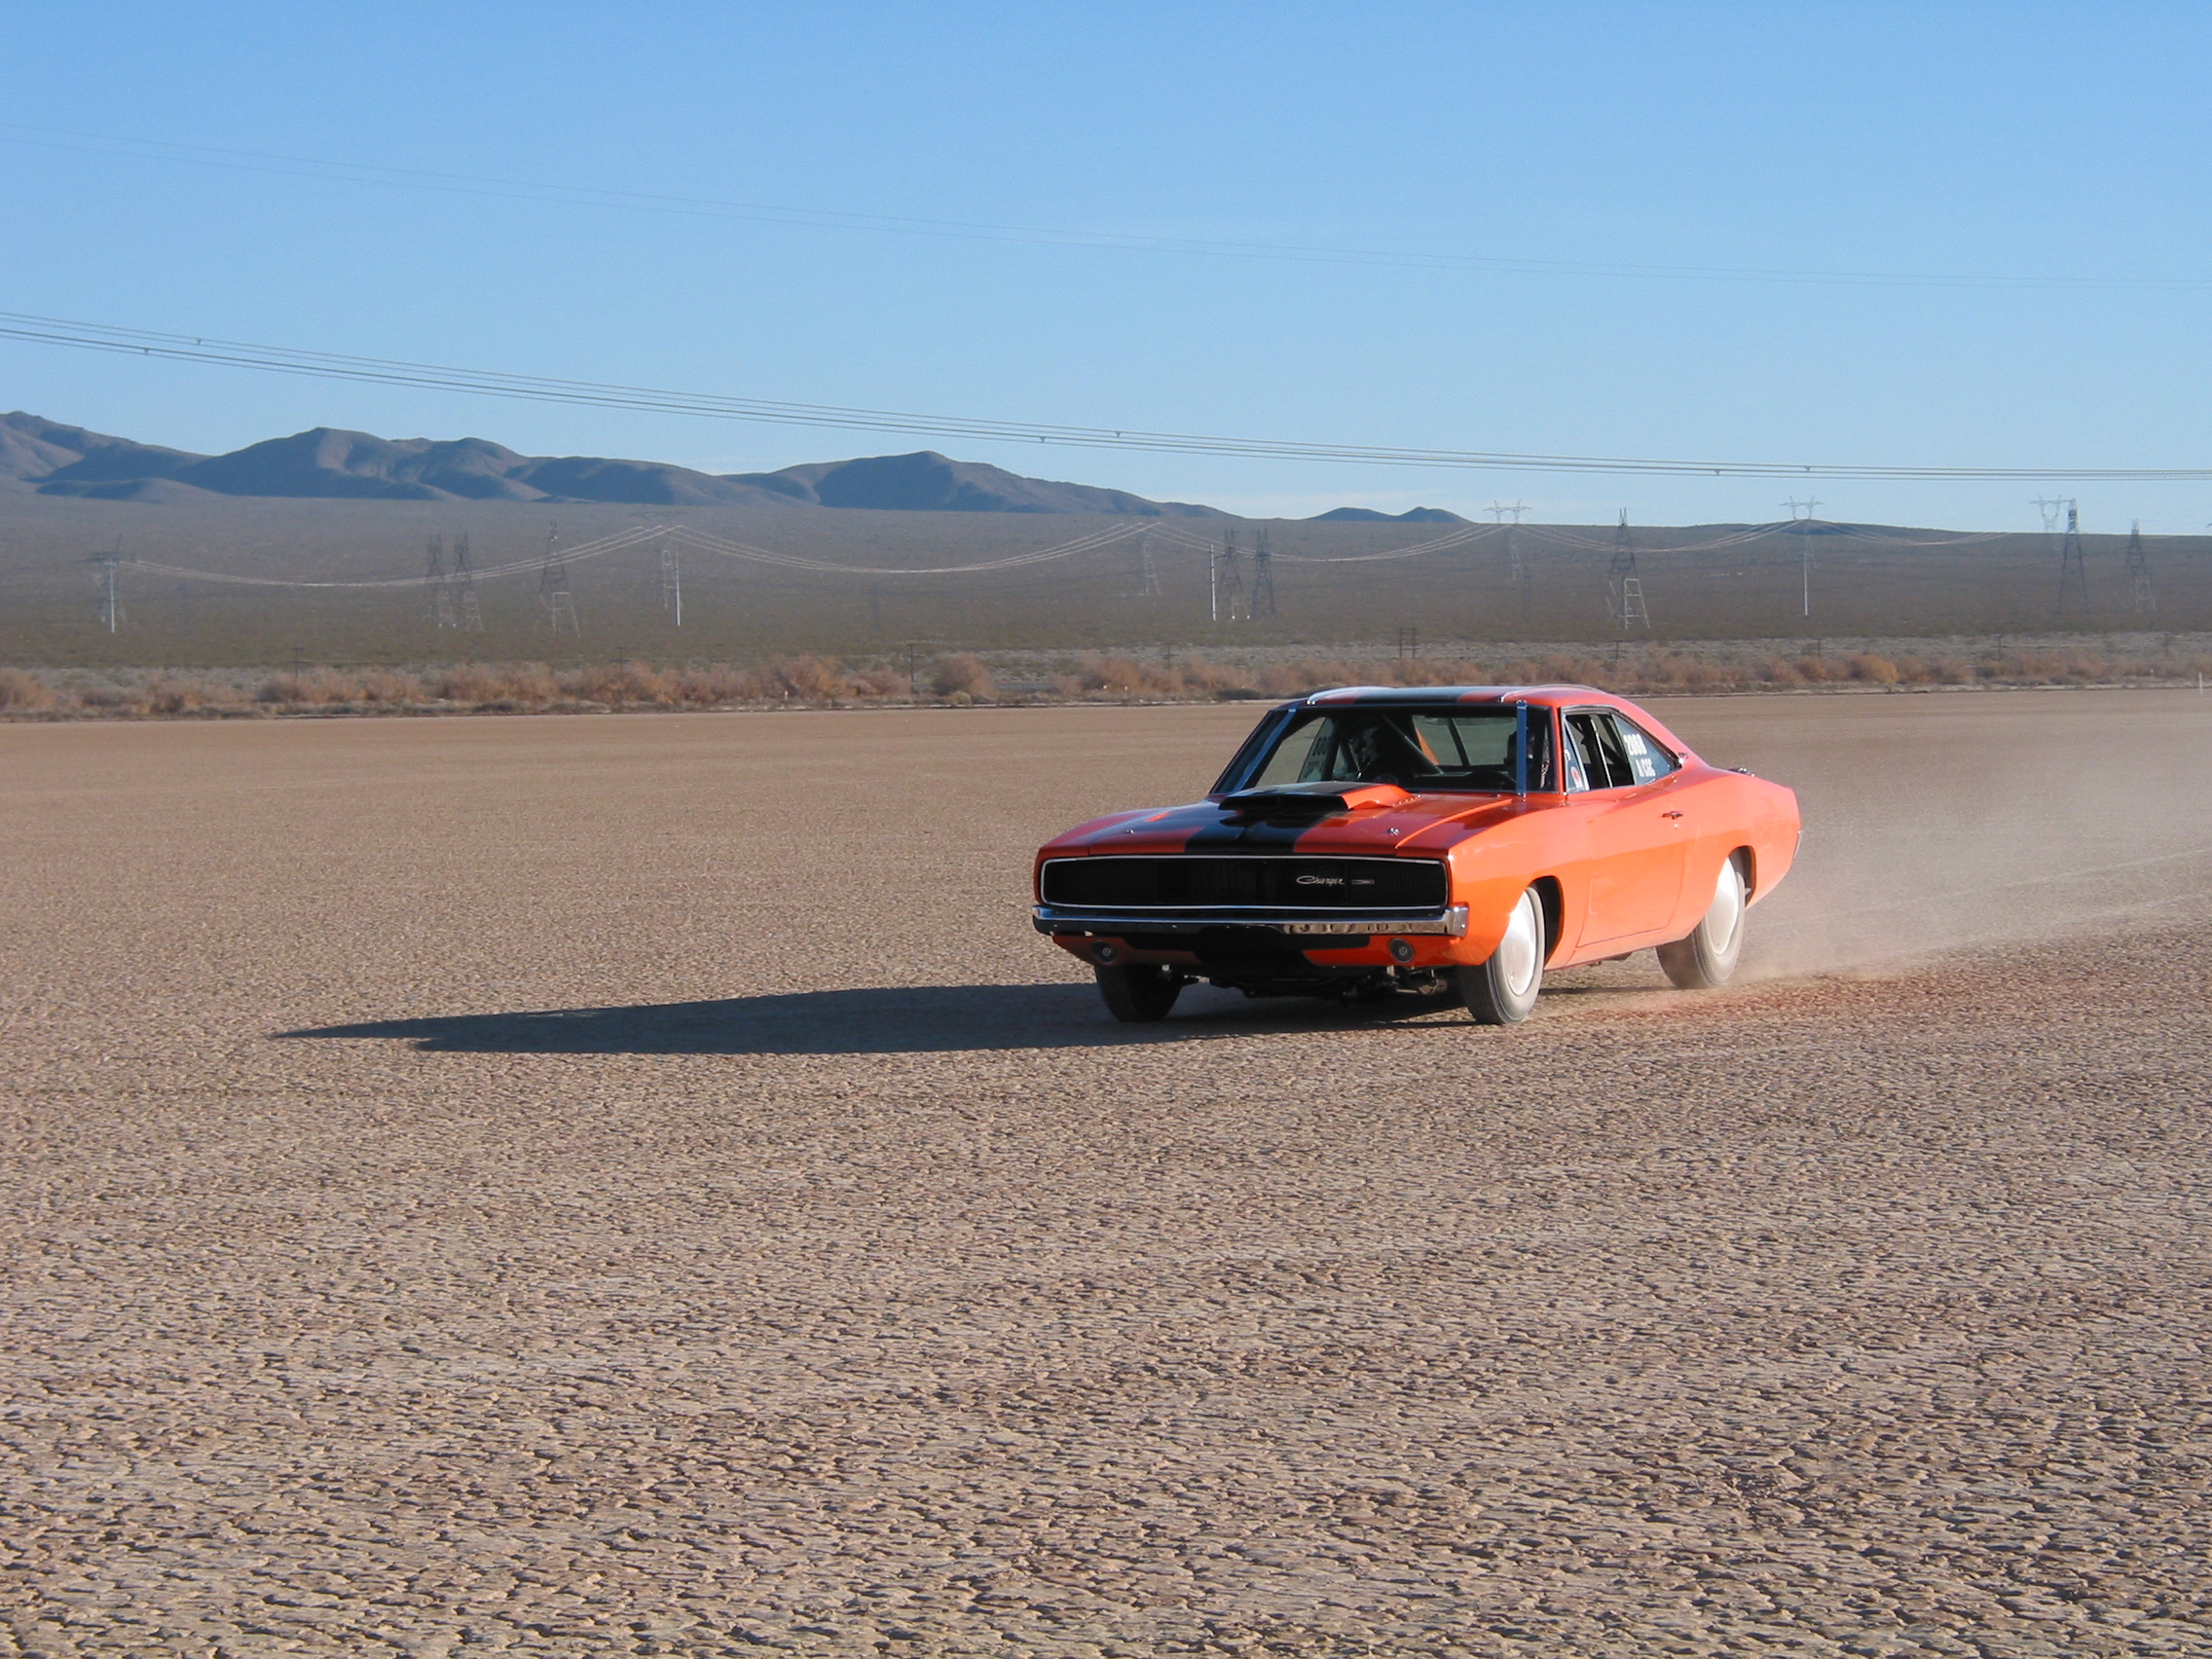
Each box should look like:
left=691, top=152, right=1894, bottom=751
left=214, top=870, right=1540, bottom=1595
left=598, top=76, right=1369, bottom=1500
left=451, top=533, right=483, bottom=630
left=424, top=534, right=458, bottom=628
left=1130, top=533, right=1162, bottom=598
left=90, top=548, right=124, bottom=633
left=1250, top=528, right=1277, bottom=618
left=1490, top=500, right=1530, bottom=577
left=1785, top=497, right=1823, bottom=618
left=2056, top=500, right=2089, bottom=614
left=2124, top=520, right=2157, bottom=613
left=658, top=537, right=683, bottom=626
left=1213, top=528, right=1249, bottom=622
left=1606, top=510, right=1649, bottom=631
left=1489, top=501, right=1531, bottom=622
left=537, top=527, right=580, bottom=636
left=1619, top=577, right=1650, bottom=630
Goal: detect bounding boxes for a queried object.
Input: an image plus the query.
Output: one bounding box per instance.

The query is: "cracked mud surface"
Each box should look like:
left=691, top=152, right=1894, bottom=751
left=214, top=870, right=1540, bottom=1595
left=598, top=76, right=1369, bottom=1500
left=4, top=691, right=2209, bottom=1657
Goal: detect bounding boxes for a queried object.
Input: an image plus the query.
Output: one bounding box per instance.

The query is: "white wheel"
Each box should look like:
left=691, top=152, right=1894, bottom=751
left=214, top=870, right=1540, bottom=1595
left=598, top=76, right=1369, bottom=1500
left=1459, top=886, right=1545, bottom=1024
left=1658, top=856, right=1747, bottom=989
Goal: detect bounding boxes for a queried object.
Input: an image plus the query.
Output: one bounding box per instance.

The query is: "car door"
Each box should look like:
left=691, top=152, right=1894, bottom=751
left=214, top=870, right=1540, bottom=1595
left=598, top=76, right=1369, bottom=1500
left=1564, top=708, right=1690, bottom=946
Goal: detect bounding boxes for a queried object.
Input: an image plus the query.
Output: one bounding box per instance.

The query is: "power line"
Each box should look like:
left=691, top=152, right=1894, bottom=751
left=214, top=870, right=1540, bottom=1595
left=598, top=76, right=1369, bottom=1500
left=11, top=309, right=2212, bottom=480
left=111, top=519, right=1149, bottom=591
left=1155, top=523, right=1494, bottom=563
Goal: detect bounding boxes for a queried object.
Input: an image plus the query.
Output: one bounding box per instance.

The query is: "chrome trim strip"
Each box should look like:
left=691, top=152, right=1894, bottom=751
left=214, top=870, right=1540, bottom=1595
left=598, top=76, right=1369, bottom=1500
left=1035, top=904, right=1469, bottom=939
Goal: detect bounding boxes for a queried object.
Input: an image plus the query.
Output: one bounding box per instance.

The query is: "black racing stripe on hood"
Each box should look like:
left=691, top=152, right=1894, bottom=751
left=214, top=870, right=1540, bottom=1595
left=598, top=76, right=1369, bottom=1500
left=1181, top=813, right=1330, bottom=852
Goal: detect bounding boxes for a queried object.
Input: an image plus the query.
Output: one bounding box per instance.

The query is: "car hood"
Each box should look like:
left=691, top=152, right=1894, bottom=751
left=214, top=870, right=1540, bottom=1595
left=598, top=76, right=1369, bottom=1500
left=1046, top=792, right=1527, bottom=859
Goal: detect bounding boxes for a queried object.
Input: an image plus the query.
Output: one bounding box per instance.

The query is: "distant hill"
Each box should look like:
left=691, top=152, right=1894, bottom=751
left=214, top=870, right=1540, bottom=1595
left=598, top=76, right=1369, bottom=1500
left=0, top=413, right=205, bottom=497
left=0, top=413, right=1228, bottom=514
left=1309, top=505, right=1468, bottom=524
left=730, top=451, right=1226, bottom=516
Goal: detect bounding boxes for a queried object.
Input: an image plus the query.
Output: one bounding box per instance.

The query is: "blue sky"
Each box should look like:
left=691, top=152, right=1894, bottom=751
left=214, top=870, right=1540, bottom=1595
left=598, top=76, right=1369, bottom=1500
left=2, top=1, right=2208, bottom=530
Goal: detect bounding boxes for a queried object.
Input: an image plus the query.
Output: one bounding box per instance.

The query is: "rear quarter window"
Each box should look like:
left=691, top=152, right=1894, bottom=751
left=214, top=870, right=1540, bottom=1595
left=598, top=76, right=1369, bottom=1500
left=1611, top=716, right=1680, bottom=784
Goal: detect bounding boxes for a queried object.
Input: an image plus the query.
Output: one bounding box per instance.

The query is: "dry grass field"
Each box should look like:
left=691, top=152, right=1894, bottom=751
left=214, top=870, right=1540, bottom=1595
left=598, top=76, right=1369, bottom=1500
left=3, top=691, right=2210, bottom=1657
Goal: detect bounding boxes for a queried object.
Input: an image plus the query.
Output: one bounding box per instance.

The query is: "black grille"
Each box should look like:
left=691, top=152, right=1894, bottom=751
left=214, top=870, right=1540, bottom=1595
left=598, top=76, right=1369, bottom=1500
left=1041, top=856, right=1446, bottom=911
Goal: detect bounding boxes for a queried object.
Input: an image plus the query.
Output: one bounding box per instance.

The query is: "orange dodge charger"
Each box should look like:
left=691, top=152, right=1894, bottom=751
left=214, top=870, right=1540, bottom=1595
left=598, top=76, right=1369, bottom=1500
left=1033, top=684, right=1800, bottom=1024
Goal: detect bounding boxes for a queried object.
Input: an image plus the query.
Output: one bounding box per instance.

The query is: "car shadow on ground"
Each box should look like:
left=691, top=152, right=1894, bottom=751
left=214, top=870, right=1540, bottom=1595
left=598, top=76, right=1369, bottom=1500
left=277, top=981, right=1484, bottom=1056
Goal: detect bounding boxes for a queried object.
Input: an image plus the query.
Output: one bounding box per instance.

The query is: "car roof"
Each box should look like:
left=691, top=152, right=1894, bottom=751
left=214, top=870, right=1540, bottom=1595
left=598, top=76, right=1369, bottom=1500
left=1250, top=684, right=1701, bottom=766
left=1286, top=684, right=1614, bottom=709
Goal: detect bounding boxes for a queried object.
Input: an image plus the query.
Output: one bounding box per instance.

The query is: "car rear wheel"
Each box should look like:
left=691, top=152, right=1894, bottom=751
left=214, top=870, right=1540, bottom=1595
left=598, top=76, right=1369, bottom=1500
left=1458, top=886, right=1545, bottom=1025
left=1095, top=963, right=1184, bottom=1022
left=1658, top=855, right=1748, bottom=989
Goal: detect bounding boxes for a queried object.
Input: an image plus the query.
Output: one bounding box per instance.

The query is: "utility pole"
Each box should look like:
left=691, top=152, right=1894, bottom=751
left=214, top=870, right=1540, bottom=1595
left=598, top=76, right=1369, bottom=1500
left=90, top=548, right=124, bottom=633
left=1207, top=540, right=1219, bottom=623
left=452, top=532, right=484, bottom=631
left=2125, top=521, right=2157, bottom=613
left=1785, top=496, right=1822, bottom=618
left=2056, top=500, right=2089, bottom=614
left=1250, top=528, right=1276, bottom=618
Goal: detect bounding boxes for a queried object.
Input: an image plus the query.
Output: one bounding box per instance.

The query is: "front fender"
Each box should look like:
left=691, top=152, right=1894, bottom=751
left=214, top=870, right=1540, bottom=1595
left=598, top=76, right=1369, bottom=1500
left=1444, top=805, right=1583, bottom=964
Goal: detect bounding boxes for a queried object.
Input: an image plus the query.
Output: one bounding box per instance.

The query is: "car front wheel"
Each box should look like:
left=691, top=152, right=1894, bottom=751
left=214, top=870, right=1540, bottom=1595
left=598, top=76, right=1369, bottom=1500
left=1458, top=886, right=1545, bottom=1025
left=1658, top=855, right=1748, bottom=989
left=1095, top=963, right=1184, bottom=1022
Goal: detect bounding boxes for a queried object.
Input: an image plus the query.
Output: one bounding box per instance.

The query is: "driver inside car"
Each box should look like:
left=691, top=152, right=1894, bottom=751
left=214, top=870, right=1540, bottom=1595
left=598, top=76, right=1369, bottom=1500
left=1333, top=717, right=1437, bottom=786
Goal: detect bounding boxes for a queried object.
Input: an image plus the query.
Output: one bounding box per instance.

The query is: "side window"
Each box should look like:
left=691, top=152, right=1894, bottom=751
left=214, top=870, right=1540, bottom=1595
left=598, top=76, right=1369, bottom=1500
left=1608, top=715, right=1680, bottom=785
left=1563, top=713, right=1600, bottom=792
left=1567, top=710, right=1634, bottom=789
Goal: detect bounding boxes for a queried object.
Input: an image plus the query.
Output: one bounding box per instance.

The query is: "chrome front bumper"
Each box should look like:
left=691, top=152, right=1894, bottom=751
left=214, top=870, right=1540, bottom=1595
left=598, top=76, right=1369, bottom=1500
left=1034, top=904, right=1469, bottom=938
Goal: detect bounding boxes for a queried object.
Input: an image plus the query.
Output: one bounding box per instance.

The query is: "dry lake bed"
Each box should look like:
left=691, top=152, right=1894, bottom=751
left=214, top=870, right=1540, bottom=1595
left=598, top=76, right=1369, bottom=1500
left=3, top=690, right=2209, bottom=1657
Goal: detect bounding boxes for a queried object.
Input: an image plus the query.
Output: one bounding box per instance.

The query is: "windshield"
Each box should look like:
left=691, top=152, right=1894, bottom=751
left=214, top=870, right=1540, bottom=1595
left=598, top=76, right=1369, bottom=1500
left=1235, top=706, right=1555, bottom=793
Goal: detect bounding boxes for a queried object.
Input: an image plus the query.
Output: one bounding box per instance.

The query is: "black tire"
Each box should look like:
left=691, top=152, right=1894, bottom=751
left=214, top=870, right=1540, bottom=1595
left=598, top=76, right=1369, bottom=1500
left=1457, top=886, right=1546, bottom=1025
left=1658, top=854, right=1748, bottom=990
left=1095, top=963, right=1183, bottom=1022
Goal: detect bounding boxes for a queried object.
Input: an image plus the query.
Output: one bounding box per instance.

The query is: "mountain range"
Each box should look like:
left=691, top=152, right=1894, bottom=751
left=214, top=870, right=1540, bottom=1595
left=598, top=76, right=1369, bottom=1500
left=0, top=412, right=1465, bottom=522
